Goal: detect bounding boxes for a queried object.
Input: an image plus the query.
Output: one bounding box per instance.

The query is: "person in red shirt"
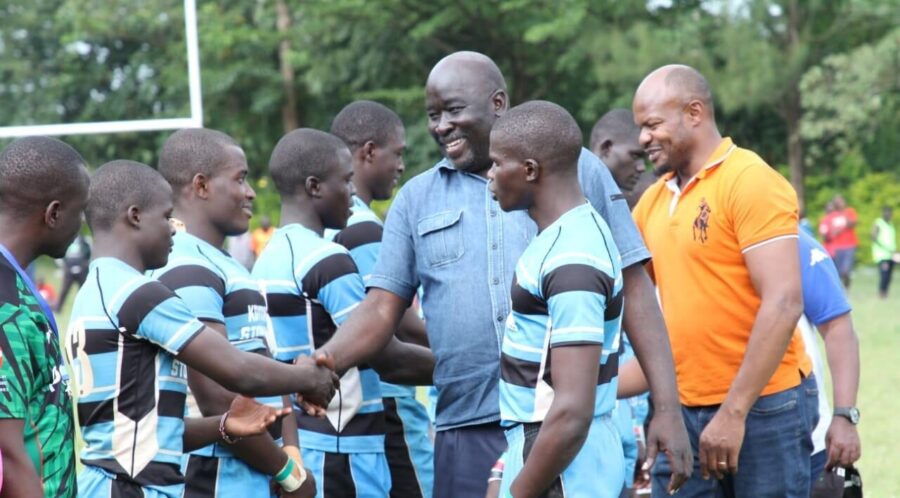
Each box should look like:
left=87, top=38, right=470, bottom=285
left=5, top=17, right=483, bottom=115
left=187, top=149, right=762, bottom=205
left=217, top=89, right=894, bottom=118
left=823, top=195, right=859, bottom=288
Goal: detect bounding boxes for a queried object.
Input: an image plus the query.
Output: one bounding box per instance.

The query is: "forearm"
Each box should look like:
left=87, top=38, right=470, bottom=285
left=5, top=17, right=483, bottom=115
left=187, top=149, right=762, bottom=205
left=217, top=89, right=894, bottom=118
left=371, top=338, right=435, bottom=385
left=0, top=443, right=43, bottom=497
left=722, top=297, right=802, bottom=415
left=621, top=264, right=680, bottom=411
left=510, top=405, right=591, bottom=498
left=183, top=416, right=226, bottom=452
left=228, top=434, right=291, bottom=476
left=321, top=290, right=406, bottom=373
left=820, top=315, right=860, bottom=407
left=395, top=306, right=430, bottom=347
left=617, top=357, right=650, bottom=399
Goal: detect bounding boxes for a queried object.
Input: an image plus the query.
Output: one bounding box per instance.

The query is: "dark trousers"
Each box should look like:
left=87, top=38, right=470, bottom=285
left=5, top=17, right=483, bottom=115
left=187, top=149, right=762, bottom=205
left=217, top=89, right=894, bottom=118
left=878, top=259, right=895, bottom=295
left=433, top=422, right=506, bottom=498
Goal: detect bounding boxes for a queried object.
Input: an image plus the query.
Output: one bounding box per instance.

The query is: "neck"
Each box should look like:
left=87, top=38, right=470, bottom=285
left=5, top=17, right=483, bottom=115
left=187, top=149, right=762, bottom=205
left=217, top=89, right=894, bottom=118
left=528, top=177, right=585, bottom=232
left=676, top=128, right=723, bottom=187
left=173, top=203, right=226, bottom=248
left=91, top=231, right=147, bottom=273
left=280, top=200, right=324, bottom=236
left=0, top=217, right=39, bottom=268
left=351, top=180, right=372, bottom=205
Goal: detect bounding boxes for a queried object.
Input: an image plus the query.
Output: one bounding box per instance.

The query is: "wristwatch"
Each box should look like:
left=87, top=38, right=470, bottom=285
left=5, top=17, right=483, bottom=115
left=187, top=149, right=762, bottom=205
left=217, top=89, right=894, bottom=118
left=833, top=407, right=860, bottom=425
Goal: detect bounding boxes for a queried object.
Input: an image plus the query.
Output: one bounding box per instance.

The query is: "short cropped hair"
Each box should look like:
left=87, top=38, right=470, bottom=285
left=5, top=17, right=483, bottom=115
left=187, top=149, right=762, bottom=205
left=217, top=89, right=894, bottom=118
left=491, top=100, right=582, bottom=173
left=269, top=129, right=350, bottom=195
left=158, top=128, right=240, bottom=189
left=330, top=101, right=403, bottom=152
left=0, top=136, right=88, bottom=213
left=86, top=160, right=171, bottom=231
left=590, top=109, right=639, bottom=152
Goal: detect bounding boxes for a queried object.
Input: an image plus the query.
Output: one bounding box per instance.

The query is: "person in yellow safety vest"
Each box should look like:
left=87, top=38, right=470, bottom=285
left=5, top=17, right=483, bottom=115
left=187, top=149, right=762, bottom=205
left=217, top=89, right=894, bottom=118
left=871, top=206, right=897, bottom=299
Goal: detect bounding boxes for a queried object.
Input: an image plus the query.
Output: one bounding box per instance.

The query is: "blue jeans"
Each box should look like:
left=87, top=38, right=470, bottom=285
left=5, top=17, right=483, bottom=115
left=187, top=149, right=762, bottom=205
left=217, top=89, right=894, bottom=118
left=652, top=379, right=818, bottom=498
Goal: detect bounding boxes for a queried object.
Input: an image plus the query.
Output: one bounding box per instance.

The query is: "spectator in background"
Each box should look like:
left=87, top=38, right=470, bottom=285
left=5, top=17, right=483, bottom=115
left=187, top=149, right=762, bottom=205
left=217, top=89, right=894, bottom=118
left=819, top=201, right=836, bottom=256
left=55, top=232, right=90, bottom=311
left=822, top=195, right=859, bottom=288
left=871, top=206, right=897, bottom=299
left=250, top=215, right=275, bottom=257
left=590, top=109, right=648, bottom=210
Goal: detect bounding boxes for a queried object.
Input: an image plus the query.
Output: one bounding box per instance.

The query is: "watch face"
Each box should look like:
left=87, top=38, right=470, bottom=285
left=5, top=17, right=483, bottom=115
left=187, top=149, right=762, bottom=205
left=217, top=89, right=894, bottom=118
left=849, top=407, right=860, bottom=424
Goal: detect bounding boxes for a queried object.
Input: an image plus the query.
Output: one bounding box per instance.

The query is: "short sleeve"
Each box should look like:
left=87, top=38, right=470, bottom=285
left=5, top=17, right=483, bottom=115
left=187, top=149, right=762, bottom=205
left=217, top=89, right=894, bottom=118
left=369, top=185, right=419, bottom=300
left=0, top=320, right=34, bottom=419
left=156, top=265, right=225, bottom=324
left=302, top=252, right=365, bottom=326
left=542, top=263, right=615, bottom=347
left=117, top=281, right=204, bottom=354
left=799, top=234, right=852, bottom=325
left=729, top=163, right=799, bottom=251
left=578, top=149, right=650, bottom=267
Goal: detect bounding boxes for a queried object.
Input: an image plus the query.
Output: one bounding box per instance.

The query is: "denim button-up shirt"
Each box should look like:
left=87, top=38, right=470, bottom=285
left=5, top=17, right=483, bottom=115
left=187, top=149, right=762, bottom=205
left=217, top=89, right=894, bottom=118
left=369, top=148, right=650, bottom=430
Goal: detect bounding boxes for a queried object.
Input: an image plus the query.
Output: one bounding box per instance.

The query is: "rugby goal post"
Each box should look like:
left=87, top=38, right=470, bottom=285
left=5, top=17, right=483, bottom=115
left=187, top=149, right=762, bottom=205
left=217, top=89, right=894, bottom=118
left=0, top=0, right=202, bottom=138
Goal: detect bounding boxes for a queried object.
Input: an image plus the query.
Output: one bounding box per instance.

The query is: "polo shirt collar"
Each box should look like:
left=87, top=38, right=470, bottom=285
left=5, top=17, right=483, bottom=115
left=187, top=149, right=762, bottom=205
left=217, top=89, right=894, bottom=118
left=663, top=137, right=736, bottom=195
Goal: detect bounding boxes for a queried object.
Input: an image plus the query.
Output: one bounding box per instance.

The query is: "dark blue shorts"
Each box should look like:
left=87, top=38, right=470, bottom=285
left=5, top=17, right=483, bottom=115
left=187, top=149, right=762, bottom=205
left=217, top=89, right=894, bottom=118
left=433, top=422, right=506, bottom=498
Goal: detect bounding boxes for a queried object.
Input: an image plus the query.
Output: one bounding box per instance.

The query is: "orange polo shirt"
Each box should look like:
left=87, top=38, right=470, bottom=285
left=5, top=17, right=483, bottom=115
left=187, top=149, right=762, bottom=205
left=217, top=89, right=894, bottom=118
left=633, top=137, right=809, bottom=407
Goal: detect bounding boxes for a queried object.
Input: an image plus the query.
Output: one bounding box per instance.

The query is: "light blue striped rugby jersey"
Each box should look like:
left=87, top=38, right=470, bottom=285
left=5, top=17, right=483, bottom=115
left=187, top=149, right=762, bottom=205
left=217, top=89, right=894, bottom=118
left=326, top=195, right=415, bottom=399
left=252, top=223, right=385, bottom=453
left=66, top=257, right=204, bottom=495
left=148, top=230, right=283, bottom=461
left=499, top=203, right=624, bottom=426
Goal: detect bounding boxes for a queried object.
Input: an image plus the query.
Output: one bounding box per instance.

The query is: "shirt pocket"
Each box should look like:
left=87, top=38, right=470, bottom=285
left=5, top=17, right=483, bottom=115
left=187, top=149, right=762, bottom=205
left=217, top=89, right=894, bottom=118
left=417, top=209, right=465, bottom=268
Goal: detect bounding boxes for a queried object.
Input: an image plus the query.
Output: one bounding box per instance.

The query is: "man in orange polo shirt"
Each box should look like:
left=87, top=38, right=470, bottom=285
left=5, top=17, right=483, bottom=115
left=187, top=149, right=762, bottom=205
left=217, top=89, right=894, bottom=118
left=632, top=65, right=815, bottom=498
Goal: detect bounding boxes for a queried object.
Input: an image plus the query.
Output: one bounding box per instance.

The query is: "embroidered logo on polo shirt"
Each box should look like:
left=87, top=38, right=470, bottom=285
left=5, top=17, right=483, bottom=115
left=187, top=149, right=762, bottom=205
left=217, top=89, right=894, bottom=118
left=692, top=198, right=711, bottom=243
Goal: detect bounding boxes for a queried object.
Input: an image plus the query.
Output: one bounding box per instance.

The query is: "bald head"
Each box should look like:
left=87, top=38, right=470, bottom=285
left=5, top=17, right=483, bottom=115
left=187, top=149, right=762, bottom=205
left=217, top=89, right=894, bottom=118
left=635, top=64, right=714, bottom=116
left=427, top=51, right=506, bottom=95
left=0, top=136, right=89, bottom=215
left=491, top=100, right=582, bottom=174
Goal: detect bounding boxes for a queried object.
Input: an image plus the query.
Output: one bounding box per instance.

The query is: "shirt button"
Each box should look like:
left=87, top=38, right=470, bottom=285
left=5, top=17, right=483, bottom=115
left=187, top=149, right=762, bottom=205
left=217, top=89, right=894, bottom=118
left=492, top=278, right=499, bottom=285
left=496, top=315, right=504, bottom=322
left=490, top=211, right=497, bottom=217
left=491, top=243, right=498, bottom=250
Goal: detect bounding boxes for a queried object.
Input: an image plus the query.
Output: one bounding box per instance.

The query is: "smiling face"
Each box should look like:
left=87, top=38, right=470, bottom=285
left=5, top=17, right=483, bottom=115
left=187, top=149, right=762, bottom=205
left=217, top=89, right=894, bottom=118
left=425, top=66, right=505, bottom=174
left=632, top=86, right=694, bottom=175
left=368, top=125, right=406, bottom=201
left=487, top=131, right=532, bottom=212
left=206, top=145, right=256, bottom=236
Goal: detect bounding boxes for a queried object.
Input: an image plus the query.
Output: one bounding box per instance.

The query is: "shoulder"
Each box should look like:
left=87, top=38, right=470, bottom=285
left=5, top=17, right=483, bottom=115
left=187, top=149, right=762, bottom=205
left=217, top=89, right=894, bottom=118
left=333, top=220, right=382, bottom=252
left=155, top=251, right=226, bottom=297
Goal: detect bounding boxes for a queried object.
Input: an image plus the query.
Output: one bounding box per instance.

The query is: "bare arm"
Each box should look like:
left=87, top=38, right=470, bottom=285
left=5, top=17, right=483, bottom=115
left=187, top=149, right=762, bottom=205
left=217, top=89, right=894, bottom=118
left=318, top=288, right=408, bottom=373
left=818, top=313, right=862, bottom=468
left=368, top=337, right=434, bottom=385
left=185, top=321, right=294, bottom=476
left=509, top=345, right=600, bottom=498
left=177, top=327, right=338, bottom=406
left=395, top=307, right=429, bottom=347
left=621, top=263, right=692, bottom=491
left=617, top=357, right=649, bottom=399
left=0, top=419, right=43, bottom=497
left=699, top=237, right=803, bottom=478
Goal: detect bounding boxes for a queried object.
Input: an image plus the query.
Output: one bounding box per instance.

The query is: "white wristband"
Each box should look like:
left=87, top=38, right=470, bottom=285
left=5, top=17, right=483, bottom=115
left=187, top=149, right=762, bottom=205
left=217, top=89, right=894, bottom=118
left=279, top=464, right=307, bottom=493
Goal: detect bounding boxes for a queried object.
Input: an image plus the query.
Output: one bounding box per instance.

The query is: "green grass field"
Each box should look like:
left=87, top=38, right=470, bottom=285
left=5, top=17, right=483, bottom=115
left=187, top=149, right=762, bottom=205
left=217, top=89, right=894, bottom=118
left=41, top=260, right=899, bottom=496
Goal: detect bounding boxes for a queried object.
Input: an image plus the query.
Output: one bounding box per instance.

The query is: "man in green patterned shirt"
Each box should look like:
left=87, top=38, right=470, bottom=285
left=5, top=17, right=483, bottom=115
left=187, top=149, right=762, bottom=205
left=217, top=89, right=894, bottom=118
left=0, top=136, right=90, bottom=498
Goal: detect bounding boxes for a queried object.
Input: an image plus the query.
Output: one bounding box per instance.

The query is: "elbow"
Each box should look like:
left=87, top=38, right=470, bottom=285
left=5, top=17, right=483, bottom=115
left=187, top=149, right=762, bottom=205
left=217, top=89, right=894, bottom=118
left=551, top=399, right=593, bottom=443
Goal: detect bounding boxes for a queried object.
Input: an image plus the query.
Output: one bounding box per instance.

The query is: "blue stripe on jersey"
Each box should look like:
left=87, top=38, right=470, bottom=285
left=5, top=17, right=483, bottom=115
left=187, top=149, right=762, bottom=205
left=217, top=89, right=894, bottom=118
left=328, top=196, right=415, bottom=399
left=499, top=203, right=623, bottom=426
left=253, top=223, right=385, bottom=453
left=67, top=257, right=203, bottom=487
left=150, top=231, right=282, bottom=461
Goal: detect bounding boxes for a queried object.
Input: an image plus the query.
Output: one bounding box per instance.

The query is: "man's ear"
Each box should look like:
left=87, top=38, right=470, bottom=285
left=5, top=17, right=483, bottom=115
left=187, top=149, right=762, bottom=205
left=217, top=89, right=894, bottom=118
left=685, top=99, right=705, bottom=127
left=492, top=89, right=509, bottom=116
left=524, top=158, right=540, bottom=183
left=126, top=205, right=141, bottom=228
left=43, top=200, right=62, bottom=229
left=362, top=141, right=377, bottom=164
left=305, top=176, right=322, bottom=198
left=599, top=139, right=613, bottom=156
left=191, top=173, right=211, bottom=200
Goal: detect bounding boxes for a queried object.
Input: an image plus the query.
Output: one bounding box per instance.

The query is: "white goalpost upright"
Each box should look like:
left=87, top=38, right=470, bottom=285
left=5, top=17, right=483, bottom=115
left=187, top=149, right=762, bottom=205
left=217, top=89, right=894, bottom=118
left=0, top=0, right=202, bottom=138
